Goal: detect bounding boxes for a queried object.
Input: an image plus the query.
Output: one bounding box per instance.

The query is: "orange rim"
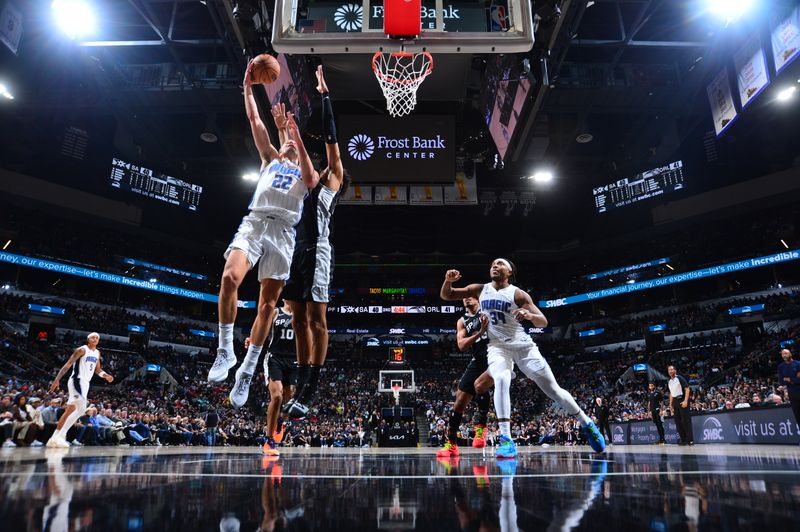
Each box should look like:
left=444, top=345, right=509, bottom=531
left=372, top=51, right=434, bottom=85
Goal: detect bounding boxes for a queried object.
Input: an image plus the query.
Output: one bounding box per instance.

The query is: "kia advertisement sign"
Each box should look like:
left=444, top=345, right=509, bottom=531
left=612, top=406, right=800, bottom=445
left=339, top=115, right=455, bottom=183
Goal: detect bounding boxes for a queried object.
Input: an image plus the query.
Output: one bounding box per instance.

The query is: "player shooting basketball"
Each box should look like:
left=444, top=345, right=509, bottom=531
left=207, top=59, right=319, bottom=384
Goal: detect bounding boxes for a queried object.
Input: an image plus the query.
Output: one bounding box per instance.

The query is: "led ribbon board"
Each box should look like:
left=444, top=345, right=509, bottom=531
left=28, top=304, right=66, bottom=315
left=728, top=303, right=765, bottom=315
left=578, top=328, right=605, bottom=338
left=585, top=257, right=670, bottom=280
left=122, top=258, right=207, bottom=281
left=0, top=252, right=255, bottom=308
left=539, top=250, right=800, bottom=308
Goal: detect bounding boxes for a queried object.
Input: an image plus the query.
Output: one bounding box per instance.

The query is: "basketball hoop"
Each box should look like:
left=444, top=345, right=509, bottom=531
left=372, top=51, right=434, bottom=117
left=391, top=383, right=402, bottom=405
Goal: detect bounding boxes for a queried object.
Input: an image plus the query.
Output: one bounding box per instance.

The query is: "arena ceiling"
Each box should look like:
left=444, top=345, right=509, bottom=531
left=1, top=0, right=799, bottom=255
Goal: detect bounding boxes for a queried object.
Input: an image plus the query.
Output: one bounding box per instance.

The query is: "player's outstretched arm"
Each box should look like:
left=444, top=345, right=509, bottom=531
left=286, top=113, right=320, bottom=189
left=49, top=347, right=85, bottom=393
left=244, top=61, right=280, bottom=166
left=440, top=269, right=483, bottom=301
left=316, top=65, right=344, bottom=192
left=512, top=289, right=548, bottom=327
left=270, top=102, right=289, bottom=147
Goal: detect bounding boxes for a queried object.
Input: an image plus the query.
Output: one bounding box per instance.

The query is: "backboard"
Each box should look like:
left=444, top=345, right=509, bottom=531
left=272, top=0, right=535, bottom=54
left=378, top=369, right=416, bottom=393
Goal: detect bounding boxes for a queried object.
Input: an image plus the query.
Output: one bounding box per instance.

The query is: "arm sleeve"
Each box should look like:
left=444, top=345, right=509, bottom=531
left=321, top=93, right=337, bottom=144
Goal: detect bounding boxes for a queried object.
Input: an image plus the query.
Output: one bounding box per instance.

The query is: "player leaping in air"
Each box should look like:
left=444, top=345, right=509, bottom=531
left=208, top=59, right=319, bottom=384
left=282, top=65, right=350, bottom=419
left=440, top=259, right=606, bottom=458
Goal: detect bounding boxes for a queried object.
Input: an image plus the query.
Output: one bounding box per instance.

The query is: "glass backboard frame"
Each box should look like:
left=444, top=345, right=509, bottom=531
left=272, top=0, right=535, bottom=54
left=378, top=369, right=416, bottom=393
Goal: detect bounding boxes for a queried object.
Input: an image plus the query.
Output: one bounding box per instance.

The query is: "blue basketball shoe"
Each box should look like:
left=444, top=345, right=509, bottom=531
left=582, top=421, right=606, bottom=453
left=495, top=435, right=518, bottom=459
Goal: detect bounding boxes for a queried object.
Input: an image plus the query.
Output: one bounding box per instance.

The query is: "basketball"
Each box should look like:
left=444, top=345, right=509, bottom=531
left=250, top=54, right=280, bottom=84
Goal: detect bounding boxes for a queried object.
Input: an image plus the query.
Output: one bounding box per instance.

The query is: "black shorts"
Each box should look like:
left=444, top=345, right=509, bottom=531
left=458, top=357, right=489, bottom=396
left=282, top=243, right=333, bottom=303
left=266, top=355, right=298, bottom=385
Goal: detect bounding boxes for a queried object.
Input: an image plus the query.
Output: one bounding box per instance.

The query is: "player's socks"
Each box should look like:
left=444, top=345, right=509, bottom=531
left=240, top=344, right=262, bottom=374
left=218, top=323, right=234, bottom=352
left=447, top=411, right=463, bottom=444
left=498, top=421, right=512, bottom=439
left=298, top=364, right=321, bottom=403
left=293, top=363, right=311, bottom=397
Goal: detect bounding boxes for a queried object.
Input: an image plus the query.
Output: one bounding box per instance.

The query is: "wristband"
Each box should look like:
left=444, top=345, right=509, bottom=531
left=99, top=371, right=109, bottom=378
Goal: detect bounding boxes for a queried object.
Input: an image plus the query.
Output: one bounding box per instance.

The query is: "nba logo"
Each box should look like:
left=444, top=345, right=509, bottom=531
left=490, top=5, right=509, bottom=31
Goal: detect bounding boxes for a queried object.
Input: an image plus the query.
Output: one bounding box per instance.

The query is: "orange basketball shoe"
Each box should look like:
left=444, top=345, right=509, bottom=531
left=472, top=426, right=487, bottom=448
left=436, top=441, right=460, bottom=458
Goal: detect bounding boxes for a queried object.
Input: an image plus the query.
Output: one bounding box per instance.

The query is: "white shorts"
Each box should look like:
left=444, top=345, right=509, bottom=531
left=225, top=213, right=296, bottom=281
left=66, top=379, right=88, bottom=405
left=487, top=342, right=549, bottom=379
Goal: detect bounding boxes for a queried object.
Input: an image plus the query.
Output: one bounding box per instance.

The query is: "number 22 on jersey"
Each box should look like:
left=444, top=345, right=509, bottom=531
left=271, top=175, right=293, bottom=191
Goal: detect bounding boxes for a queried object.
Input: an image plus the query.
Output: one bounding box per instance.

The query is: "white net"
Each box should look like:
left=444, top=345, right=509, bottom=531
left=372, top=52, right=434, bottom=117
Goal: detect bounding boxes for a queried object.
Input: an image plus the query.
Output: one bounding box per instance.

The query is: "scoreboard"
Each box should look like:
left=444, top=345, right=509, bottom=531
left=110, top=158, right=202, bottom=211
left=593, top=160, right=684, bottom=213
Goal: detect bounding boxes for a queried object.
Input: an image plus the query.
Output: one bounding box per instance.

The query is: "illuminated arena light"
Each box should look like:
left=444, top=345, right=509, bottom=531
left=706, top=0, right=754, bottom=22
left=777, top=86, right=797, bottom=102
left=51, top=0, right=97, bottom=40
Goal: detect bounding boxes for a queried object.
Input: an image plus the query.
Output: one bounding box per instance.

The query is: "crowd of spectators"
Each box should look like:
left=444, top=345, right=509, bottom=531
left=575, top=290, right=800, bottom=345
left=0, top=291, right=218, bottom=349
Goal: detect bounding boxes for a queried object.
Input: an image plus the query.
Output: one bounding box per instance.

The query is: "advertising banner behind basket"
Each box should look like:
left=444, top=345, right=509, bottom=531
left=339, top=115, right=455, bottom=183
left=612, top=406, right=800, bottom=445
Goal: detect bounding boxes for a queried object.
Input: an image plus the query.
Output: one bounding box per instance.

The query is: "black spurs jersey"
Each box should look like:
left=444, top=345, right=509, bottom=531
left=295, top=182, right=339, bottom=246
left=267, top=309, right=295, bottom=358
left=462, top=311, right=489, bottom=359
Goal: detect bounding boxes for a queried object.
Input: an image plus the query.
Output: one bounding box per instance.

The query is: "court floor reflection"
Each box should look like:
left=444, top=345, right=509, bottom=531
left=1, top=446, right=799, bottom=530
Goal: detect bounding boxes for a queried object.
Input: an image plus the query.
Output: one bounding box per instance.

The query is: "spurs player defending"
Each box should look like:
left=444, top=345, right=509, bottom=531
left=282, top=65, right=349, bottom=419
left=436, top=296, right=493, bottom=458
left=440, top=259, right=605, bottom=458
left=46, top=333, right=114, bottom=448
left=208, top=60, right=319, bottom=383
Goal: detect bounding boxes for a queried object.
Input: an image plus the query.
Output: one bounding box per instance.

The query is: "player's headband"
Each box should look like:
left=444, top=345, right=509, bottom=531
left=87, top=332, right=100, bottom=340
left=495, top=258, right=513, bottom=272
